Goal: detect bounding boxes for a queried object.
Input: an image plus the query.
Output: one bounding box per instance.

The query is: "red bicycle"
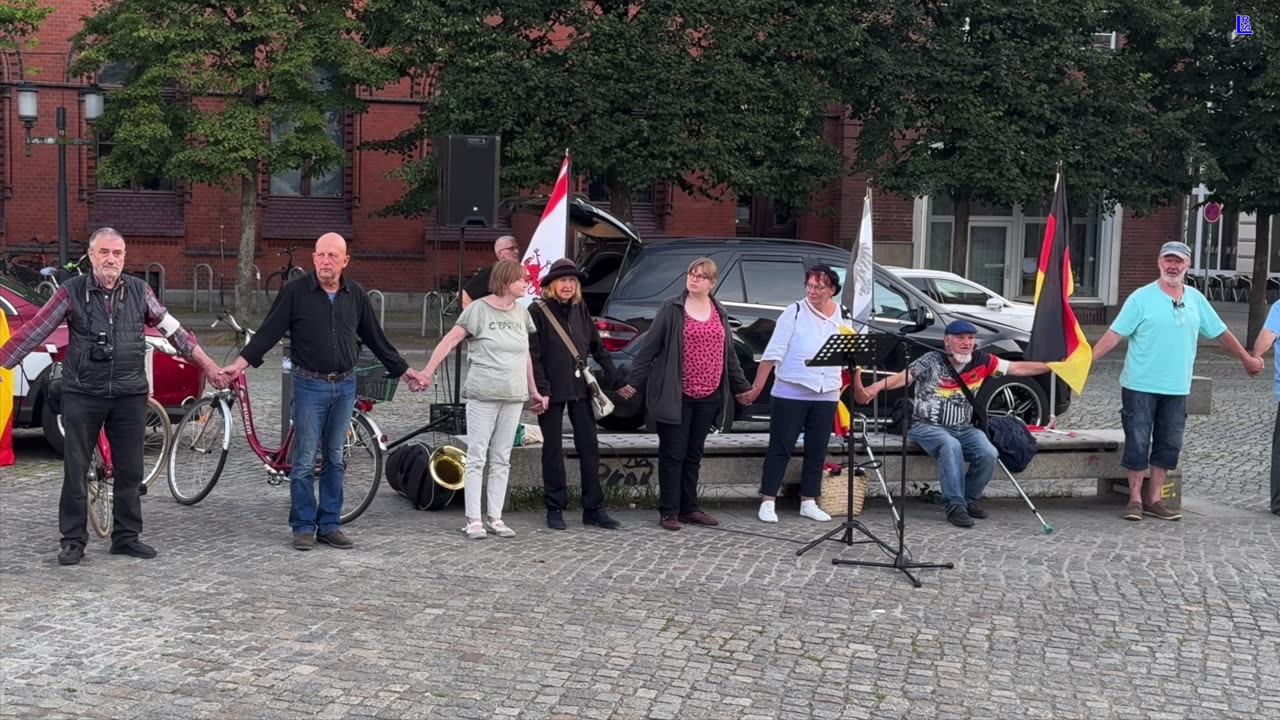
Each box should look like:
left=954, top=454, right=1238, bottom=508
left=165, top=312, right=390, bottom=523
left=85, top=395, right=173, bottom=537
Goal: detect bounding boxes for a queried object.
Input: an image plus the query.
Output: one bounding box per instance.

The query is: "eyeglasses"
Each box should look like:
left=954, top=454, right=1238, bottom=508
left=687, top=272, right=712, bottom=282
left=804, top=283, right=831, bottom=291
left=497, top=246, right=519, bottom=254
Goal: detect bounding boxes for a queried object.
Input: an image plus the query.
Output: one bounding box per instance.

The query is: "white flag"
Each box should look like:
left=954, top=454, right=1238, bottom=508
left=519, top=153, right=570, bottom=305
left=842, top=188, right=874, bottom=328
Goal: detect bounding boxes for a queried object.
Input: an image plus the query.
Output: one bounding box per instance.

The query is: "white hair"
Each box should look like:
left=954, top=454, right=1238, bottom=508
left=88, top=227, right=125, bottom=250
left=494, top=235, right=517, bottom=254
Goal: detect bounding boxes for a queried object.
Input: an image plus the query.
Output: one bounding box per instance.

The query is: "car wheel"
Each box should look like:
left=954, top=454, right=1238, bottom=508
left=979, top=376, right=1048, bottom=427
left=41, top=399, right=65, bottom=456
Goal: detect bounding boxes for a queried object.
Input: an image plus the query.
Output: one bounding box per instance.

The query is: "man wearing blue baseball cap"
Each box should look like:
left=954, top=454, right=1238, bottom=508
left=1093, top=240, right=1262, bottom=522
left=854, top=319, right=1051, bottom=527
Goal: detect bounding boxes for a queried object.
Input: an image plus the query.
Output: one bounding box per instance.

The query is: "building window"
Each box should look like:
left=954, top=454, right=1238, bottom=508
left=94, top=60, right=176, bottom=192
left=586, top=175, right=655, bottom=206
left=926, top=195, right=1103, bottom=299
left=1092, top=32, right=1118, bottom=52
left=269, top=113, right=345, bottom=197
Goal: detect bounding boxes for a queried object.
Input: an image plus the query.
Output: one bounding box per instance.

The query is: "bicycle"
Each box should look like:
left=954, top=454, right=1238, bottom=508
left=2, top=237, right=59, bottom=299
left=84, top=396, right=174, bottom=538
left=262, top=247, right=307, bottom=304
left=165, top=312, right=388, bottom=524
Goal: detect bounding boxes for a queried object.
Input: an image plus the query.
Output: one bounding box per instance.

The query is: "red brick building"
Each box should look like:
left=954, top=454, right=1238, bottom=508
left=1, top=1, right=1184, bottom=321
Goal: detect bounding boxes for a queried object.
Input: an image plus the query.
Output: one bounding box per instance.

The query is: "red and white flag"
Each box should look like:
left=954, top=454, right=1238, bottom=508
left=519, top=152, right=571, bottom=304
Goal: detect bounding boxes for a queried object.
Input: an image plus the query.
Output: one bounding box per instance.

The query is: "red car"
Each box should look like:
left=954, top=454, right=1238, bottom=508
left=1, top=273, right=205, bottom=455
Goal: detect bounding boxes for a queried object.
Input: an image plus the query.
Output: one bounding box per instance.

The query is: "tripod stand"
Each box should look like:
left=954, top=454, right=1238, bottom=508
left=795, top=331, right=953, bottom=588
left=795, top=333, right=903, bottom=560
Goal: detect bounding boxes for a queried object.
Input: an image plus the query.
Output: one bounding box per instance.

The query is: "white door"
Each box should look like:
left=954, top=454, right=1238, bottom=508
left=967, top=223, right=1013, bottom=294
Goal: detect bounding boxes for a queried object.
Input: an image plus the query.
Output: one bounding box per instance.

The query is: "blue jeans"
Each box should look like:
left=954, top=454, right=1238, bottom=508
left=1120, top=388, right=1187, bottom=471
left=289, top=375, right=356, bottom=535
left=908, top=422, right=998, bottom=511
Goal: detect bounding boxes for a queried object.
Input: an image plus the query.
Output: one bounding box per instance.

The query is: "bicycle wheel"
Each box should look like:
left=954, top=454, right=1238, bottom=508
left=87, top=448, right=113, bottom=538
left=264, top=272, right=285, bottom=304
left=167, top=397, right=231, bottom=505
left=339, top=412, right=384, bottom=524
left=142, top=398, right=173, bottom=489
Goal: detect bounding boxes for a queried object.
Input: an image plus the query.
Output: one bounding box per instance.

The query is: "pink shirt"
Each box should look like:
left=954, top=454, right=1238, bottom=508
left=681, top=311, right=724, bottom=398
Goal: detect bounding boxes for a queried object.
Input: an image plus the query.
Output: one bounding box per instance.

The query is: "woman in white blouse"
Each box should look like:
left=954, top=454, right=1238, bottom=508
left=740, top=265, right=846, bottom=523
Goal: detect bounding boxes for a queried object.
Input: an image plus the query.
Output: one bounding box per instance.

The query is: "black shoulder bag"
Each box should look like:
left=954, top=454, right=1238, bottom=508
left=940, top=358, right=1038, bottom=472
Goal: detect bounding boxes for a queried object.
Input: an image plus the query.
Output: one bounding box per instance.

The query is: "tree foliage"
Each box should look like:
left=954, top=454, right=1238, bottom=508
left=0, top=0, right=52, bottom=54
left=839, top=0, right=1204, bottom=272
left=363, top=0, right=857, bottom=222
left=71, top=1, right=392, bottom=314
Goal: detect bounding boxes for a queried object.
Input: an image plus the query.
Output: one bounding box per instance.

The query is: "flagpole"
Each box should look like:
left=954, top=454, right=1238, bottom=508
left=563, top=148, right=571, bottom=261
left=1048, top=371, right=1057, bottom=429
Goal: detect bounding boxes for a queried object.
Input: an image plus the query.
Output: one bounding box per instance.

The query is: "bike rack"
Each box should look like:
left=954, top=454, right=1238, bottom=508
left=367, top=289, right=386, bottom=328
left=253, top=265, right=263, bottom=311
left=193, top=263, right=214, bottom=312
left=421, top=293, right=431, bottom=336
left=144, top=262, right=166, bottom=301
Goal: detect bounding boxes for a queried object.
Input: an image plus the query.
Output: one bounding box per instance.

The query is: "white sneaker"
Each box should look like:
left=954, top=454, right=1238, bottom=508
left=799, top=500, right=831, bottom=522
left=758, top=500, right=778, bottom=523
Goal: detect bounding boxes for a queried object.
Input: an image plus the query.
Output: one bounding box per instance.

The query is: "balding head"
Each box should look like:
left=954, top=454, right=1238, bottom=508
left=494, top=235, right=519, bottom=261
left=313, top=232, right=350, bottom=289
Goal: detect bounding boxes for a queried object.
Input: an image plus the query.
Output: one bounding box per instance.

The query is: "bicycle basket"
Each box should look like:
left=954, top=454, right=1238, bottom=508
left=355, top=364, right=398, bottom=402
left=429, top=403, right=466, bottom=435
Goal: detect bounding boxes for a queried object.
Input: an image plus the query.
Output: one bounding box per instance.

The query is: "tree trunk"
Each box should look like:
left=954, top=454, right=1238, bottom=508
left=235, top=166, right=257, bottom=317
left=1248, top=211, right=1273, bottom=346
left=607, top=169, right=633, bottom=225
left=949, top=189, right=971, bottom=276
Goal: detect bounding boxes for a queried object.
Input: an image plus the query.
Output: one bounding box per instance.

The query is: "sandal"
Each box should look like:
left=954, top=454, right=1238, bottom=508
left=462, top=520, right=487, bottom=540
left=484, top=518, right=516, bottom=538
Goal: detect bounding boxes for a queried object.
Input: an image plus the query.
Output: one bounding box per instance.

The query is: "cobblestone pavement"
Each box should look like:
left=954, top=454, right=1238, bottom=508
left=2, top=343, right=1278, bottom=720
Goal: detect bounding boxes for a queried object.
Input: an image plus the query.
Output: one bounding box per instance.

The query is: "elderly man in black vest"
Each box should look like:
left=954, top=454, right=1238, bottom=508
left=0, top=227, right=227, bottom=565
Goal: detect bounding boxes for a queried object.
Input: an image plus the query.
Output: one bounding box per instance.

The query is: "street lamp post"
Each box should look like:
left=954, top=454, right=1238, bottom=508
left=17, top=82, right=104, bottom=278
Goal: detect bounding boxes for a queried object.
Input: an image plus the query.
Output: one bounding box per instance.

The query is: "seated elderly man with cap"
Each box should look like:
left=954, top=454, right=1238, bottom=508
left=854, top=320, right=1050, bottom=527
left=1092, top=240, right=1261, bottom=522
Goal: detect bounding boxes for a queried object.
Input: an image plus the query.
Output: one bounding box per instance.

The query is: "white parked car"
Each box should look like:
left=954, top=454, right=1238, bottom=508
left=887, top=268, right=1036, bottom=333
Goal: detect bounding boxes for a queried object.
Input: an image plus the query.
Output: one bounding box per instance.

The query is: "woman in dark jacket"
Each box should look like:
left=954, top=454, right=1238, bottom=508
left=529, top=259, right=623, bottom=531
left=618, top=258, right=751, bottom=531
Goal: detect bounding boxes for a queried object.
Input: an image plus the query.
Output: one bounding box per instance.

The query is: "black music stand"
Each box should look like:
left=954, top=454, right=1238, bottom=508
left=798, top=332, right=954, bottom=588
left=796, top=333, right=901, bottom=559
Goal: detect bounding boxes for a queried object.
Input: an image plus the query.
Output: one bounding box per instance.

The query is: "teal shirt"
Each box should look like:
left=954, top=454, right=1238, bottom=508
left=1110, top=282, right=1226, bottom=396
left=1266, top=301, right=1280, bottom=402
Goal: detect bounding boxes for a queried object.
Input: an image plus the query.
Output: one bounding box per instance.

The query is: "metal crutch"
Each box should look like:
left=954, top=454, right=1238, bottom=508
left=996, top=459, right=1054, bottom=534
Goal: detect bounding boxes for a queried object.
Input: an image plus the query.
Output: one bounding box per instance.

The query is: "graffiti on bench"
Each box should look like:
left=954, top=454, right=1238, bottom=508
left=599, top=457, right=656, bottom=487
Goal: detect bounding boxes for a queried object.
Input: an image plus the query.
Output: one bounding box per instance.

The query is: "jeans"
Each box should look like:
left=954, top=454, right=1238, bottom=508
left=289, top=375, right=356, bottom=535
left=655, top=392, right=720, bottom=517
left=758, top=396, right=838, bottom=498
left=539, top=398, right=604, bottom=514
left=1272, top=404, right=1280, bottom=513
left=60, top=392, right=147, bottom=548
left=462, top=399, right=523, bottom=520
left=1120, top=388, right=1187, bottom=471
left=907, top=422, right=998, bottom=512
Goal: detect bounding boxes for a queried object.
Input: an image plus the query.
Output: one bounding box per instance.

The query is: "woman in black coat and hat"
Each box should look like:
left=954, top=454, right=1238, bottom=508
left=529, top=259, right=624, bottom=530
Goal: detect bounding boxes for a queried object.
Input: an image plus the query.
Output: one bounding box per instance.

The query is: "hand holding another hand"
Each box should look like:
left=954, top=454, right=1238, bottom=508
left=616, top=384, right=636, bottom=400
left=1244, top=355, right=1264, bottom=377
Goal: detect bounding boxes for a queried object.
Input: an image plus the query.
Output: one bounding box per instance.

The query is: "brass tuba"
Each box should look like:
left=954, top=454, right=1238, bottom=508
left=428, top=445, right=466, bottom=490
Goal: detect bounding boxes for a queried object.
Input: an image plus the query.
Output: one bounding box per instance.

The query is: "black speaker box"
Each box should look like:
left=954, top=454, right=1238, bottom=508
left=435, top=134, right=500, bottom=228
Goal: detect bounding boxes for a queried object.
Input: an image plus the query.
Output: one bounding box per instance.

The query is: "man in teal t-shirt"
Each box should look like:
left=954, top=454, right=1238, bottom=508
left=1093, top=241, right=1263, bottom=522
left=1249, top=299, right=1280, bottom=516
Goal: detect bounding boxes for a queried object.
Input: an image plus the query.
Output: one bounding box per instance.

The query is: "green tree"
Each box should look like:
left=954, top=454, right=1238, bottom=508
left=71, top=1, right=392, bottom=314
left=363, top=0, right=855, bottom=224
left=1114, top=0, right=1280, bottom=342
left=0, top=0, right=52, bottom=55
left=842, top=0, right=1203, bottom=274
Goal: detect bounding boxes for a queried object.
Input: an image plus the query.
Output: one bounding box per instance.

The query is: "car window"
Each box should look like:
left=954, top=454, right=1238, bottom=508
left=901, top=276, right=939, bottom=301
left=714, top=262, right=745, bottom=302
left=740, top=259, right=806, bottom=307
left=611, top=252, right=699, bottom=300
left=933, top=278, right=993, bottom=306
left=873, top=277, right=912, bottom=320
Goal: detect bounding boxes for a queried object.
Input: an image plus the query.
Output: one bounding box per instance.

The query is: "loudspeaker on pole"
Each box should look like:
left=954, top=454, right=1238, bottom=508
left=435, top=134, right=500, bottom=228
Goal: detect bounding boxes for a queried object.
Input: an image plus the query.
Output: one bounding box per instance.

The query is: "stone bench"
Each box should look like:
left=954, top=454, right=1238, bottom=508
left=448, top=428, right=1183, bottom=509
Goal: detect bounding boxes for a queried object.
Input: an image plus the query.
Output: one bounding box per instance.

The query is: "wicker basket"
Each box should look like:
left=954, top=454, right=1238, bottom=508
left=818, top=467, right=868, bottom=517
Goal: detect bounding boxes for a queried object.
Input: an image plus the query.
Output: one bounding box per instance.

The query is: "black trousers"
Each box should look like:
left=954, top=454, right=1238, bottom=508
left=1272, top=403, right=1280, bottom=513
left=538, top=398, right=604, bottom=514
left=655, top=393, right=720, bottom=517
left=60, top=391, right=148, bottom=548
left=758, top=396, right=838, bottom=498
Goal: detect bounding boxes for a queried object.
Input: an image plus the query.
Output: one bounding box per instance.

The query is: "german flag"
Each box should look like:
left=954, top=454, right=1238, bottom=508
left=0, top=311, right=12, bottom=466
left=1027, top=169, right=1092, bottom=395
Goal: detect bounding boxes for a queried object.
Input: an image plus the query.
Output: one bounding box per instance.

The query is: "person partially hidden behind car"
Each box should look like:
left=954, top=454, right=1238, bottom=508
left=0, top=227, right=228, bottom=565
left=853, top=320, right=1050, bottom=527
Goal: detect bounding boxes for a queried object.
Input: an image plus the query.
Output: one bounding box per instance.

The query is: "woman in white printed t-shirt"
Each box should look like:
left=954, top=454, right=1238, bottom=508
left=739, top=265, right=847, bottom=524
left=418, top=259, right=549, bottom=540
